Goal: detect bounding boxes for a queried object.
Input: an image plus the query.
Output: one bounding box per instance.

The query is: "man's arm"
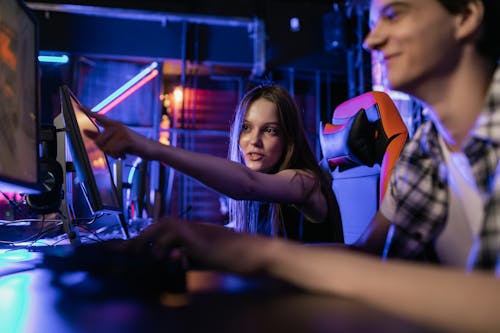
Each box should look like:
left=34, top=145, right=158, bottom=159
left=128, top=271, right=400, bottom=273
left=351, top=211, right=392, bottom=254
left=266, top=237, right=499, bottom=333
left=314, top=211, right=392, bottom=255
left=133, top=218, right=500, bottom=333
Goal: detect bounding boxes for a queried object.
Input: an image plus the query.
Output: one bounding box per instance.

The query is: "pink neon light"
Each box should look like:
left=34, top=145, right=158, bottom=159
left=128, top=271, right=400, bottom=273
left=97, top=69, right=159, bottom=115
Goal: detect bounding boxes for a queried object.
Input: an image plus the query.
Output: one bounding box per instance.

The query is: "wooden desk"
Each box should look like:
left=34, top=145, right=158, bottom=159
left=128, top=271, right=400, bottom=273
left=0, top=265, right=445, bottom=333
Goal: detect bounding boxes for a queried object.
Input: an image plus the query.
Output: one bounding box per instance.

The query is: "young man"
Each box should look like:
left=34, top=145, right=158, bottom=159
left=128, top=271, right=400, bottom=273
left=361, top=0, right=500, bottom=271
left=127, top=0, right=500, bottom=332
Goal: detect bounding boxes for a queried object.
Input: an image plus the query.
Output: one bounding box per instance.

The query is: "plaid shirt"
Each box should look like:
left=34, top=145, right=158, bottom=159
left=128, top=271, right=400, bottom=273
left=384, top=67, right=500, bottom=271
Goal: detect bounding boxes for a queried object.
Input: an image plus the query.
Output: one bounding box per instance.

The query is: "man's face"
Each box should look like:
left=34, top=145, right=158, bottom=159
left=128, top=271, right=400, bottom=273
left=363, top=0, right=461, bottom=98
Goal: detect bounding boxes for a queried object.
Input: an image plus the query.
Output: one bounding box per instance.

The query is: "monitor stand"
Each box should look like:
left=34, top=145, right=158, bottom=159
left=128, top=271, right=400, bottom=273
left=112, top=159, right=130, bottom=239
left=54, top=113, right=81, bottom=245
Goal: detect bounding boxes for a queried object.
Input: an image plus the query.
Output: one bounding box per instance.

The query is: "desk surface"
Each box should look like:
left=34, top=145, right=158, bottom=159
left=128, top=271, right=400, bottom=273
left=0, top=257, right=448, bottom=333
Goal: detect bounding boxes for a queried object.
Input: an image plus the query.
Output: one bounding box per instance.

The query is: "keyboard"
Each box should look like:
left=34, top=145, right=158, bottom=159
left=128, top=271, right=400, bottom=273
left=38, top=239, right=187, bottom=294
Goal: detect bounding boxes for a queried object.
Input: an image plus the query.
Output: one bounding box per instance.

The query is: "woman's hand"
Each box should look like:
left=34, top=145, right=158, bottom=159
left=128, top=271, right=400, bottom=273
left=83, top=113, right=156, bottom=160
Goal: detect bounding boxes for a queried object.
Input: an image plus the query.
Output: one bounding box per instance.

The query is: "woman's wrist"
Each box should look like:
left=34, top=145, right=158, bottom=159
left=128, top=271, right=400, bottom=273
left=140, top=138, right=162, bottom=160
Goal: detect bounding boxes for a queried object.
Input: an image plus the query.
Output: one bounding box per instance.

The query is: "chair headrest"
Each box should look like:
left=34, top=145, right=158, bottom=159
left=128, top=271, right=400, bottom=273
left=319, top=91, right=409, bottom=200
left=319, top=109, right=376, bottom=167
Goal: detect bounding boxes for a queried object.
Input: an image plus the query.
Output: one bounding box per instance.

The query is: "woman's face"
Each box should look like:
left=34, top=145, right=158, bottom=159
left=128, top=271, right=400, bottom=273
left=238, top=98, right=285, bottom=173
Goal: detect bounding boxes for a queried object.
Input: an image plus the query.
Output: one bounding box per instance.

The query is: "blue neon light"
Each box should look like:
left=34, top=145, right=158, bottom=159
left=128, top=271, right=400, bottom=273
left=38, top=55, right=69, bottom=64
left=91, top=62, right=159, bottom=112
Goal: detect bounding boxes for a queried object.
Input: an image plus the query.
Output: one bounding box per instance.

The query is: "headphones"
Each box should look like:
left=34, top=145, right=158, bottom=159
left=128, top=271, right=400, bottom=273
left=26, top=125, right=64, bottom=214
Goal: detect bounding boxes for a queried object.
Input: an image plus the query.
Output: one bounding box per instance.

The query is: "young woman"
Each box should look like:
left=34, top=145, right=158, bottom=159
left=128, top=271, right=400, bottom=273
left=85, top=84, right=343, bottom=243
left=226, top=85, right=342, bottom=242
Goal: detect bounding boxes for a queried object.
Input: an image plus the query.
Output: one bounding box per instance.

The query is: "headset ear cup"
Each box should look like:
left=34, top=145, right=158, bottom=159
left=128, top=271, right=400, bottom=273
left=26, top=157, right=63, bottom=214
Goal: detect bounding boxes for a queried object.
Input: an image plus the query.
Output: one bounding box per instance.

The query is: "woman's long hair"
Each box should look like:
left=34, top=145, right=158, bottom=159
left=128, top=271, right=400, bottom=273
left=227, top=84, right=340, bottom=239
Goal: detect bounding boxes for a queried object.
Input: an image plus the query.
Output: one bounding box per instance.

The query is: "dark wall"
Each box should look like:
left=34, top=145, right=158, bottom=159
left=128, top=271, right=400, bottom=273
left=28, top=0, right=349, bottom=74
left=33, top=12, right=255, bottom=65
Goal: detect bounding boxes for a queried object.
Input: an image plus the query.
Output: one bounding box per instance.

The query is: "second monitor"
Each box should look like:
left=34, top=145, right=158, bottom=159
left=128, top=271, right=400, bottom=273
left=56, top=85, right=127, bottom=242
left=59, top=85, right=122, bottom=214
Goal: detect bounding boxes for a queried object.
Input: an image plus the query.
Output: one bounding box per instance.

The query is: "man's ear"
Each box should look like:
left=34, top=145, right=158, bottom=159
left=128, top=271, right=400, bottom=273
left=454, top=0, right=484, bottom=41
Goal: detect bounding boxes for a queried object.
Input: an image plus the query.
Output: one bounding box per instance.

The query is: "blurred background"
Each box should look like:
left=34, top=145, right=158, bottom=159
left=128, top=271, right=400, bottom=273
left=2, top=0, right=424, bottom=243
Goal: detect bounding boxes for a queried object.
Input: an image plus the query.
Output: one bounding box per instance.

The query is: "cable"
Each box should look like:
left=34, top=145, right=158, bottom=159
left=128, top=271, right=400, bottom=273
left=0, top=218, right=64, bottom=225
left=0, top=191, right=29, bottom=219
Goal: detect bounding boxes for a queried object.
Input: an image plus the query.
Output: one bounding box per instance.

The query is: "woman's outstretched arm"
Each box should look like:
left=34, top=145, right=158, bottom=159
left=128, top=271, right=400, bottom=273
left=84, top=114, right=326, bottom=220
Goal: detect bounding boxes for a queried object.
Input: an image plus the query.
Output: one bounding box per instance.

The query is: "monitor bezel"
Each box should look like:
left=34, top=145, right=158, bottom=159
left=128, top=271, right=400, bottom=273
left=0, top=0, right=41, bottom=194
left=59, top=85, right=122, bottom=214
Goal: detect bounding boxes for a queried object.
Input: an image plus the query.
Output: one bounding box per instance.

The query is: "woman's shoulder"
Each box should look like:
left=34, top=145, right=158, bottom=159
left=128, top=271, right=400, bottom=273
left=276, top=168, right=316, bottom=179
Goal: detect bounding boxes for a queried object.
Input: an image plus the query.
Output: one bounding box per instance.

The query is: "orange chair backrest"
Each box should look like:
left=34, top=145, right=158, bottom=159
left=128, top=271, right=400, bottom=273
left=322, top=91, right=408, bottom=201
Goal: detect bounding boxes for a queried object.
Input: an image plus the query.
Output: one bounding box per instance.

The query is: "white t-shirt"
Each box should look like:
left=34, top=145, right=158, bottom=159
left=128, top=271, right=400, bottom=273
left=380, top=136, right=485, bottom=268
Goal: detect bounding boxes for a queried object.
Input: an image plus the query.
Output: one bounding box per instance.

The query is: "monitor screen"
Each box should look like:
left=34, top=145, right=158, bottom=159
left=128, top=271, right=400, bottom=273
left=0, top=0, right=40, bottom=194
left=60, top=85, right=122, bottom=214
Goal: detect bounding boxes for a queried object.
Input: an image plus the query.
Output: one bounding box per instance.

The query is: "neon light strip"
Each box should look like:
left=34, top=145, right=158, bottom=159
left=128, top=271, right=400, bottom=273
left=91, top=62, right=158, bottom=112
left=97, top=69, right=159, bottom=115
left=38, top=55, right=69, bottom=63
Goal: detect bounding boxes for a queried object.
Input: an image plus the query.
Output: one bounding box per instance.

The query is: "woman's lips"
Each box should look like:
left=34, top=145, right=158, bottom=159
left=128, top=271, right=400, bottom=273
left=247, top=152, right=264, bottom=161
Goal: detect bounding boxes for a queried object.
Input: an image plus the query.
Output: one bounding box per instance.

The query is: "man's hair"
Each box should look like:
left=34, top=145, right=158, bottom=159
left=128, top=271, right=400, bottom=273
left=437, top=0, right=499, bottom=61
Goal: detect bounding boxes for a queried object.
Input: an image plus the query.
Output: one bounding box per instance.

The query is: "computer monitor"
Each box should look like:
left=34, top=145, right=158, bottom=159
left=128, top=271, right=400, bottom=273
left=59, top=85, right=122, bottom=214
left=0, top=0, right=40, bottom=194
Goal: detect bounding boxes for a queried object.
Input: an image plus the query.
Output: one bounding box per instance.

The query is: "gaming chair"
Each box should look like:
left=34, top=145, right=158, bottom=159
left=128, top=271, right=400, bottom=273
left=319, top=91, right=408, bottom=243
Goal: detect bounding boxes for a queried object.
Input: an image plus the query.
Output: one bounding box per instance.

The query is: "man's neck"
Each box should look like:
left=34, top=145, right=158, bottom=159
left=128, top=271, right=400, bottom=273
left=421, top=57, right=495, bottom=151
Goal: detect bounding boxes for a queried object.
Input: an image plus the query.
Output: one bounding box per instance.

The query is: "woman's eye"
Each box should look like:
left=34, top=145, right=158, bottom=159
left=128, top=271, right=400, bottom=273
left=265, top=127, right=279, bottom=135
left=241, top=124, right=250, bottom=132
